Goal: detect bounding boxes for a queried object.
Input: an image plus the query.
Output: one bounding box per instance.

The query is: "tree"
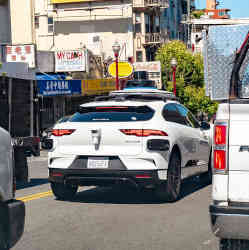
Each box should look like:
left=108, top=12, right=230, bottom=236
left=156, top=40, right=217, bottom=118
left=156, top=40, right=204, bottom=87
left=192, top=10, right=205, bottom=19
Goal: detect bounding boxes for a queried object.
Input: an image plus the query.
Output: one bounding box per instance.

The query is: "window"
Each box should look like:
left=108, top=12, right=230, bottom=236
left=48, top=17, right=54, bottom=33
left=69, top=106, right=155, bottom=122
left=155, top=16, right=160, bottom=33
left=145, top=14, right=150, bottom=33
left=176, top=104, right=199, bottom=128
left=134, top=23, right=141, bottom=33
left=162, top=103, right=185, bottom=124
left=134, top=13, right=141, bottom=33
left=219, top=11, right=225, bottom=16
left=135, top=13, right=141, bottom=23
left=136, top=51, right=143, bottom=62
left=34, top=16, right=39, bottom=29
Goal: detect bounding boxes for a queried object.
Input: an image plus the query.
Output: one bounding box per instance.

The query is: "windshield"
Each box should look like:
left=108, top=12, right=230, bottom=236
left=68, top=106, right=155, bottom=122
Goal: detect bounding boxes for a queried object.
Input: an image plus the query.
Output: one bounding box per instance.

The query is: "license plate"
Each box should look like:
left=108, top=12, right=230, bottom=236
left=87, top=157, right=109, bottom=169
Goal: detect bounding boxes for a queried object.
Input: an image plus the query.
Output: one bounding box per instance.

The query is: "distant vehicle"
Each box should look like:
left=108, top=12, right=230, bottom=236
left=48, top=89, right=211, bottom=201
left=123, top=79, right=157, bottom=89
left=0, top=126, right=25, bottom=249
left=41, top=115, right=72, bottom=150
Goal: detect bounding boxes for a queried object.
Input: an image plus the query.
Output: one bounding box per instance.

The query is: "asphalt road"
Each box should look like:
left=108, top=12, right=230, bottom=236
left=13, top=151, right=219, bottom=250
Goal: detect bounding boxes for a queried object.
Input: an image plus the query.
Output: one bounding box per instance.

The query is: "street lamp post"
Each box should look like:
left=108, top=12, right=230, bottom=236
left=112, top=41, right=121, bottom=90
left=170, top=58, right=177, bottom=96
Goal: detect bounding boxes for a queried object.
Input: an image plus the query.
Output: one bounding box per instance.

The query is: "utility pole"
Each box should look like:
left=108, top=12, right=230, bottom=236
left=187, top=0, right=191, bottom=48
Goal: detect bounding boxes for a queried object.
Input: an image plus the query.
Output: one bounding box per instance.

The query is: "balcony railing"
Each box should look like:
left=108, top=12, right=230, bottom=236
left=133, top=0, right=169, bottom=8
left=144, top=33, right=163, bottom=44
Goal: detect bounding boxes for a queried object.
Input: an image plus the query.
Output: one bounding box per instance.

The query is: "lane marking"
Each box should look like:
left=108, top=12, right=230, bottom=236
left=17, top=190, right=53, bottom=202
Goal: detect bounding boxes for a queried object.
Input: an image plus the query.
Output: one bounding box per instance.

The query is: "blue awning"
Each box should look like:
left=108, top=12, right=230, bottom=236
left=36, top=73, right=66, bottom=80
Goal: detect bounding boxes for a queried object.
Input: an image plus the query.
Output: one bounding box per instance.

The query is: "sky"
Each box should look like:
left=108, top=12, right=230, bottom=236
left=195, top=0, right=249, bottom=18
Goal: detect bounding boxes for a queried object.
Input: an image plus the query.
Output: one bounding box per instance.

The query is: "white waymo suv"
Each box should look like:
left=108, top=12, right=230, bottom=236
left=48, top=89, right=211, bottom=201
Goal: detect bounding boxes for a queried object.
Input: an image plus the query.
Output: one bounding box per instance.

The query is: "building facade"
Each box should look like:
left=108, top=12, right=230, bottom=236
left=0, top=0, right=190, bottom=132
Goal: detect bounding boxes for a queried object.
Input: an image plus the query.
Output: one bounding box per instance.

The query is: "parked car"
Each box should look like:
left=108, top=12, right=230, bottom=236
left=48, top=89, right=211, bottom=201
left=41, top=115, right=72, bottom=149
left=123, top=79, right=156, bottom=89
left=0, top=126, right=25, bottom=249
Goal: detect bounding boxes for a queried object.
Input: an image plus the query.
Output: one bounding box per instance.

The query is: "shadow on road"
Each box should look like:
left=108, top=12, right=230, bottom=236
left=16, top=178, right=49, bottom=190
left=62, top=174, right=211, bottom=205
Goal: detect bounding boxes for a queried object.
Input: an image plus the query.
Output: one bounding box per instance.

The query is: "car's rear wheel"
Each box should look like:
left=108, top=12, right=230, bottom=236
left=200, top=151, right=212, bottom=184
left=51, top=182, right=78, bottom=200
left=156, top=150, right=181, bottom=202
left=0, top=207, right=9, bottom=250
left=220, top=239, right=249, bottom=250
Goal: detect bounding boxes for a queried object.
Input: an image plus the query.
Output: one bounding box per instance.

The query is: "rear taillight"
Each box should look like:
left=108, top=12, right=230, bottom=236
left=135, top=174, right=152, bottom=179
left=52, top=129, right=75, bottom=136
left=120, top=129, right=168, bottom=137
left=214, top=150, right=226, bottom=170
left=214, top=125, right=226, bottom=145
left=213, top=121, right=228, bottom=172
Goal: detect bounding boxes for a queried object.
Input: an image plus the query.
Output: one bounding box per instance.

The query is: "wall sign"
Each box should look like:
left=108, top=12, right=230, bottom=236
left=6, top=44, right=36, bottom=68
left=38, top=80, right=82, bottom=96
left=55, top=50, right=86, bottom=72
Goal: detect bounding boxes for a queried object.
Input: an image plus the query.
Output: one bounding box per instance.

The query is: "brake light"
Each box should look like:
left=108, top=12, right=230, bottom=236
left=135, top=174, right=152, bottom=179
left=213, top=121, right=228, bottom=172
left=214, top=125, right=226, bottom=145
left=120, top=129, right=168, bottom=137
left=95, top=106, right=128, bottom=109
left=52, top=129, right=75, bottom=136
left=214, top=150, right=226, bottom=170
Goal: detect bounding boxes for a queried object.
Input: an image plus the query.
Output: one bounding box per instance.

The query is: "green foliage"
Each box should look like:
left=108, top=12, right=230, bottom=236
left=156, top=40, right=217, bottom=118
left=167, top=80, right=218, bottom=118
left=155, top=40, right=204, bottom=88
left=192, top=10, right=205, bottom=19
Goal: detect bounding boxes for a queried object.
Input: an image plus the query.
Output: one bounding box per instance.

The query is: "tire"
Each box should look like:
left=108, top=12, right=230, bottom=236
left=207, top=152, right=212, bottom=184
left=0, top=208, right=9, bottom=250
left=220, top=239, right=249, bottom=250
left=51, top=182, right=78, bottom=200
left=200, top=152, right=212, bottom=184
left=156, top=150, right=181, bottom=202
left=14, top=149, right=29, bottom=182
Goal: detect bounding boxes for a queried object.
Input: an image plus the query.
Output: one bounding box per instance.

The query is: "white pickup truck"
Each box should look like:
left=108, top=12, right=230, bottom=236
left=0, top=126, right=25, bottom=249
left=207, top=29, right=249, bottom=249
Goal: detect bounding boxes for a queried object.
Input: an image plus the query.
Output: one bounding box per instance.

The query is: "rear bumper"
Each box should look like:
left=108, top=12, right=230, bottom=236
left=49, top=168, right=161, bottom=189
left=2, top=199, right=25, bottom=248
left=210, top=204, right=249, bottom=239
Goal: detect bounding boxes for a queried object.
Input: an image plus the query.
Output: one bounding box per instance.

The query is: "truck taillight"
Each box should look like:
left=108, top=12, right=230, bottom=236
left=214, top=125, right=226, bottom=145
left=214, top=150, right=226, bottom=170
left=52, top=129, right=75, bottom=136
left=213, top=121, right=228, bottom=172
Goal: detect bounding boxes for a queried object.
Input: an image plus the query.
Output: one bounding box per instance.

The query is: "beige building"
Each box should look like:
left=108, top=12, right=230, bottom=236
left=34, top=0, right=134, bottom=62
left=4, top=0, right=171, bottom=64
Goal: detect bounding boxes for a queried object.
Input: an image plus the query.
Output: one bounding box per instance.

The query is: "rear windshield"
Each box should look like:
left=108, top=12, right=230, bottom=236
left=68, top=106, right=155, bottom=122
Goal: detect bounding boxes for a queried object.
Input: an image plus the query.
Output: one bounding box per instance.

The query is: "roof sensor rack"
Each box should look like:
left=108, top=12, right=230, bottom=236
left=94, top=93, right=178, bottom=102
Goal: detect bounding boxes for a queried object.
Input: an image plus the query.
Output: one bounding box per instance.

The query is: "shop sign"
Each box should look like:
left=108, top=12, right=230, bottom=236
left=82, top=79, right=116, bottom=95
left=55, top=50, right=86, bottom=72
left=5, top=44, right=36, bottom=68
left=133, top=61, right=162, bottom=88
left=108, top=62, right=133, bottom=78
left=38, top=80, right=82, bottom=96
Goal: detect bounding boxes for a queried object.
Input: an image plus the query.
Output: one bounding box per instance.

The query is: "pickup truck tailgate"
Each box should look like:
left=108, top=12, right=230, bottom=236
left=228, top=104, right=249, bottom=202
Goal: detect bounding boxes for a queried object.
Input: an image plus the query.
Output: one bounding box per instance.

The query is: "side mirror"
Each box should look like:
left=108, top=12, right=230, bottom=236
left=200, top=121, right=210, bottom=130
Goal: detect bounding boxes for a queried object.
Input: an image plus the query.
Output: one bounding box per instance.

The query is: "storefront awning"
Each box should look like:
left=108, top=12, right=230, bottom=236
left=36, top=73, right=66, bottom=81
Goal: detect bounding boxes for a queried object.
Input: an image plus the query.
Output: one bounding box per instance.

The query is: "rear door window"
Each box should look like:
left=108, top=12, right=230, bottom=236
left=176, top=104, right=200, bottom=128
left=162, top=103, right=186, bottom=125
left=69, top=106, right=155, bottom=122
